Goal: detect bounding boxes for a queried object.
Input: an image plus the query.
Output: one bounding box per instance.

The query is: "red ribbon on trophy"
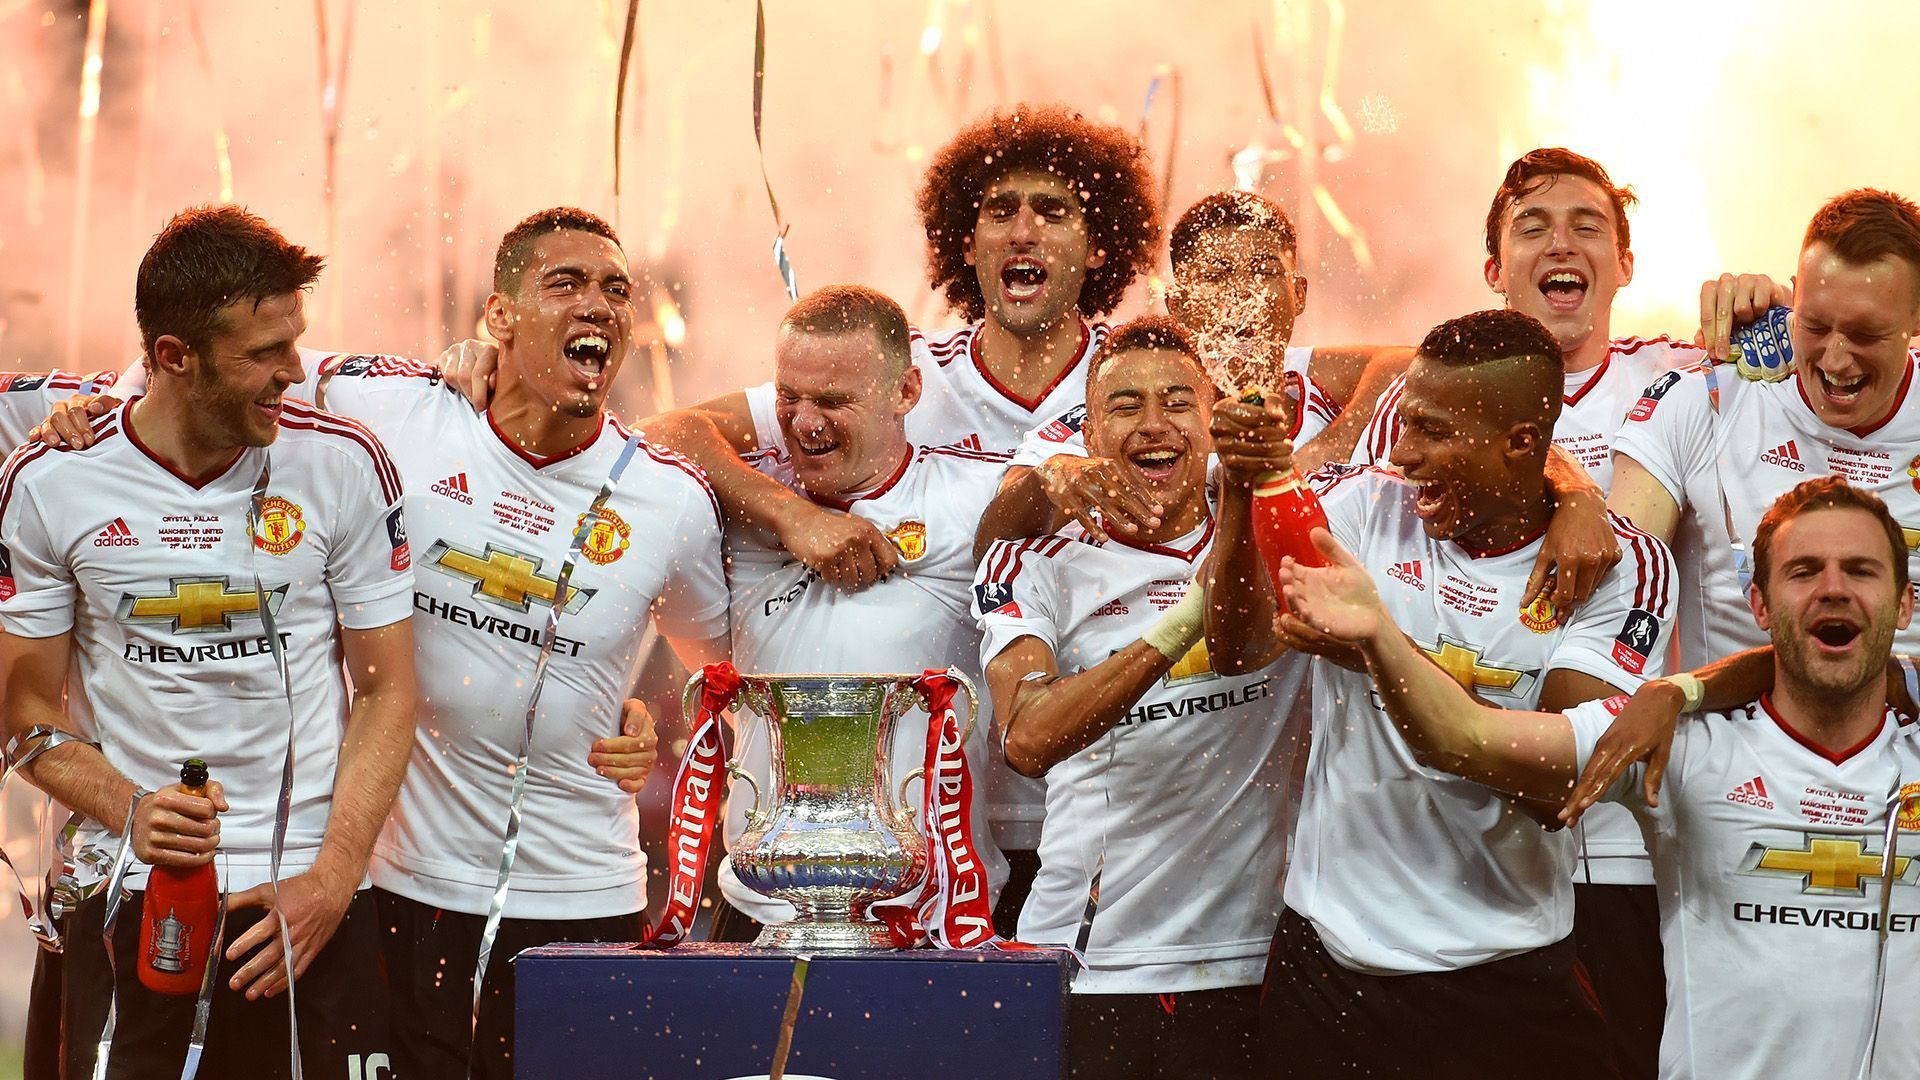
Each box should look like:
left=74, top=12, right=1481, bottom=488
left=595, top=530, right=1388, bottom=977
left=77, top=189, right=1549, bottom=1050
left=637, top=661, right=742, bottom=947
left=880, top=669, right=1035, bottom=952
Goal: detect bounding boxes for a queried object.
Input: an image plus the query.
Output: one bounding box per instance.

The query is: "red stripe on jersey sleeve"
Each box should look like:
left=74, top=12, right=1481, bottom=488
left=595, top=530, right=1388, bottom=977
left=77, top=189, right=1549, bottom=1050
left=279, top=400, right=404, bottom=504
left=632, top=427, right=725, bottom=531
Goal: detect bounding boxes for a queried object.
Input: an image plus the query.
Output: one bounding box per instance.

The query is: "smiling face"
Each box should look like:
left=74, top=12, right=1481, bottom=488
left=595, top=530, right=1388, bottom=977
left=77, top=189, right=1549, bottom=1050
left=1387, top=356, right=1548, bottom=547
left=1084, top=347, right=1213, bottom=536
left=1790, top=243, right=1920, bottom=431
left=1485, top=174, right=1633, bottom=358
left=486, top=229, right=635, bottom=419
left=183, top=290, right=308, bottom=450
left=963, top=168, right=1106, bottom=337
left=773, top=327, right=920, bottom=498
left=1753, top=505, right=1913, bottom=700
left=1166, top=225, right=1306, bottom=390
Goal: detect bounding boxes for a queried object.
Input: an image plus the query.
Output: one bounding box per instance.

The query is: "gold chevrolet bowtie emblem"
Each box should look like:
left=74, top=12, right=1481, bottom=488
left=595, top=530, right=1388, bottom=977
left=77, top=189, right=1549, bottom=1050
left=424, top=540, right=593, bottom=613
left=117, top=577, right=286, bottom=634
left=1421, top=636, right=1531, bottom=696
left=1740, top=835, right=1920, bottom=896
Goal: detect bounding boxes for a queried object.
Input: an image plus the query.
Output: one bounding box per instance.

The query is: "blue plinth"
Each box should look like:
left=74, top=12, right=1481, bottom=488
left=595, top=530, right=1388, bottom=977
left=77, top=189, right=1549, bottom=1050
left=515, top=942, right=1072, bottom=1080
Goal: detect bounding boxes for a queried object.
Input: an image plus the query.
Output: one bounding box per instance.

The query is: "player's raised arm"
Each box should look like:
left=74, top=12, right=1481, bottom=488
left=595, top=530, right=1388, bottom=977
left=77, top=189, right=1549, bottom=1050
left=1203, top=398, right=1291, bottom=675
left=1282, top=528, right=1579, bottom=802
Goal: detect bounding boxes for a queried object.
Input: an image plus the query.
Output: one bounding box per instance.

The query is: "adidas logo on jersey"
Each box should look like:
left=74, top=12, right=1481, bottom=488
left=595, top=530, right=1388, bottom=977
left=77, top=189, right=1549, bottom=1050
left=1726, top=775, right=1775, bottom=809
left=432, top=473, right=474, bottom=504
left=1387, top=560, right=1425, bottom=591
left=1760, top=441, right=1806, bottom=472
left=93, top=518, right=140, bottom=547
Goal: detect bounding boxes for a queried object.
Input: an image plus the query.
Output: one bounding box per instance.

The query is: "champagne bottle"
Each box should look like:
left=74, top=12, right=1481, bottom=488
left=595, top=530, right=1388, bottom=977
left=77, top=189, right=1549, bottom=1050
left=138, top=759, right=219, bottom=995
left=1241, top=389, right=1329, bottom=611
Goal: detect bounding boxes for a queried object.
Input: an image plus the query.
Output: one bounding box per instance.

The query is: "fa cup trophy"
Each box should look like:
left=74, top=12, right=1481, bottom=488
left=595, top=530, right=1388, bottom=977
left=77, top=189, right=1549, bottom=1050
left=685, top=670, right=977, bottom=951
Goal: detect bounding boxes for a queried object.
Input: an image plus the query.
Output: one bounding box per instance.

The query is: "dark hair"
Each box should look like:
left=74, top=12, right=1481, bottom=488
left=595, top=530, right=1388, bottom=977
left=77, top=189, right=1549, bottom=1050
left=1169, top=191, right=1297, bottom=271
left=1803, top=189, right=1920, bottom=285
left=780, top=284, right=912, bottom=374
left=1751, top=476, right=1911, bottom=597
left=493, top=207, right=623, bottom=294
left=1417, top=309, right=1565, bottom=428
left=1087, top=314, right=1203, bottom=389
left=135, top=205, right=324, bottom=361
left=1484, top=148, right=1636, bottom=270
left=916, top=103, right=1160, bottom=322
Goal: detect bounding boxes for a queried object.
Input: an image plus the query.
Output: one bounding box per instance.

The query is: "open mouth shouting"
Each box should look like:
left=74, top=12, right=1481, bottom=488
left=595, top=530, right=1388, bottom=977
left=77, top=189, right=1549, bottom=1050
left=1810, top=365, right=1869, bottom=413
left=563, top=329, right=613, bottom=388
left=1126, top=444, right=1185, bottom=485
left=1808, top=613, right=1863, bottom=655
left=1000, top=256, right=1050, bottom=303
left=1537, top=267, right=1589, bottom=314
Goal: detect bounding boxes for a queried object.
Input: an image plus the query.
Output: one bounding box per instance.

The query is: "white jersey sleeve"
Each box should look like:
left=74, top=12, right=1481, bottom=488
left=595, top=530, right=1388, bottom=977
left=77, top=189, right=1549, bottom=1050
left=0, top=445, right=76, bottom=636
left=1542, top=513, right=1677, bottom=691
left=292, top=402, right=415, bottom=628
left=1607, top=365, right=1712, bottom=508
left=0, top=371, right=122, bottom=449
left=1350, top=371, right=1408, bottom=466
left=973, top=535, right=1074, bottom=659
left=314, top=353, right=448, bottom=437
left=638, top=442, right=729, bottom=640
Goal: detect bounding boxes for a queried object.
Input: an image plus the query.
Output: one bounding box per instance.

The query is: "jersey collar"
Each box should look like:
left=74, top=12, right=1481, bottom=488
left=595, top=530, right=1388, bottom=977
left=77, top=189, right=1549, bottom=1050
left=1758, top=693, right=1890, bottom=766
left=968, top=319, right=1092, bottom=412
left=808, top=445, right=915, bottom=510
left=1562, top=348, right=1614, bottom=407
left=1108, top=513, right=1216, bottom=562
left=122, top=396, right=249, bottom=490
left=485, top=409, right=607, bottom=469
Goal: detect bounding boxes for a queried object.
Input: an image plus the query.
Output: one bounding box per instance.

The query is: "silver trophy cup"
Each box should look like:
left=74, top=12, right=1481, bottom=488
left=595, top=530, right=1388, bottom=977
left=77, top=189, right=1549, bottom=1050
left=689, top=670, right=976, bottom=951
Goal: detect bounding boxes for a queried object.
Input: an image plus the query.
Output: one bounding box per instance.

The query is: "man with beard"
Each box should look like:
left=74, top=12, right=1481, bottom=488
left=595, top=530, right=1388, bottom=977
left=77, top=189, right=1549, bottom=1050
left=1208, top=309, right=1675, bottom=1078
left=701, top=285, right=1008, bottom=939
left=973, top=316, right=1296, bottom=1078
left=1276, top=476, right=1920, bottom=1080
left=0, top=204, right=419, bottom=1078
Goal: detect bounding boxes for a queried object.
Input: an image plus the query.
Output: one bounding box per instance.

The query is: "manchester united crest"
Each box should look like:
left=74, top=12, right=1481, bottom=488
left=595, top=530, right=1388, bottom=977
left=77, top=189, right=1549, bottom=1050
left=1899, top=782, right=1920, bottom=833
left=577, top=506, right=631, bottom=566
left=1518, top=594, right=1562, bottom=634
left=1908, top=454, right=1920, bottom=495
left=252, top=496, right=306, bottom=556
left=886, top=520, right=928, bottom=561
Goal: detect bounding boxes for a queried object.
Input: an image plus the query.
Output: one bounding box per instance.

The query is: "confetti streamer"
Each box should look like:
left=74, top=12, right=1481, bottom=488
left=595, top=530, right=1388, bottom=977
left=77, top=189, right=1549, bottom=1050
left=752, top=0, right=799, bottom=301
left=1317, top=0, right=1356, bottom=161
left=186, top=1, right=234, bottom=202
left=767, top=955, right=812, bottom=1080
left=313, top=0, right=357, bottom=342
left=1137, top=65, right=1183, bottom=228
left=612, top=0, right=642, bottom=218
left=61, top=0, right=109, bottom=369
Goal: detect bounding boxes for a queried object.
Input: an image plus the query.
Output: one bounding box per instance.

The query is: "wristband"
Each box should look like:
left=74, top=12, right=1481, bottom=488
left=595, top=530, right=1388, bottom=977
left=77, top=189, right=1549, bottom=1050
left=1143, top=581, right=1207, bottom=660
left=1660, top=673, right=1706, bottom=713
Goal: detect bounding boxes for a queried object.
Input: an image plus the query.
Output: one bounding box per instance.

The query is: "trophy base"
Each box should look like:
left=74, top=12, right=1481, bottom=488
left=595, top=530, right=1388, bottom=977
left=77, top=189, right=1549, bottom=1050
left=752, top=918, right=895, bottom=952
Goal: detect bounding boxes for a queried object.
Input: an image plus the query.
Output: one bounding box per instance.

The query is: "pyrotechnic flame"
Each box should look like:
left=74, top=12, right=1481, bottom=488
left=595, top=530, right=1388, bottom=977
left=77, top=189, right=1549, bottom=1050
left=1516, top=0, right=1727, bottom=333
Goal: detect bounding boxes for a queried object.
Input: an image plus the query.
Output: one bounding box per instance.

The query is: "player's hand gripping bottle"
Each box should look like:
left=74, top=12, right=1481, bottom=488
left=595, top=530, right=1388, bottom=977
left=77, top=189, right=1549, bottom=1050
left=1241, top=389, right=1328, bottom=610
left=138, top=759, right=220, bottom=994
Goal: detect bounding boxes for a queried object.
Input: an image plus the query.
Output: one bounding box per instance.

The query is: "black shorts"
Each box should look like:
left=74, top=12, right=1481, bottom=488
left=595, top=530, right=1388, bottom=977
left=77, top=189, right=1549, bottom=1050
left=374, top=886, right=646, bottom=1080
left=24, top=931, right=61, bottom=1080
left=1068, top=986, right=1260, bottom=1080
left=993, top=848, right=1041, bottom=940
left=62, top=887, right=390, bottom=1080
left=1260, top=907, right=1617, bottom=1079
left=1573, top=882, right=1663, bottom=1079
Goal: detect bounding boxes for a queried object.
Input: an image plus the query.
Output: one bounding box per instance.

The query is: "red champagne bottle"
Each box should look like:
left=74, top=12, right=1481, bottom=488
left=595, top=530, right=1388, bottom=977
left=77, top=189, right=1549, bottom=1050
left=1241, top=390, right=1329, bottom=611
left=138, top=759, right=219, bottom=995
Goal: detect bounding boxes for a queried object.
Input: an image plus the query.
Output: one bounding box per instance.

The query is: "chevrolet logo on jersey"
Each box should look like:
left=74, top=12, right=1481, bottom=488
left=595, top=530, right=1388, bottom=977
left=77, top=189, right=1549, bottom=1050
left=1739, top=835, right=1920, bottom=896
left=116, top=578, right=287, bottom=633
left=425, top=540, right=593, bottom=614
left=1419, top=636, right=1536, bottom=698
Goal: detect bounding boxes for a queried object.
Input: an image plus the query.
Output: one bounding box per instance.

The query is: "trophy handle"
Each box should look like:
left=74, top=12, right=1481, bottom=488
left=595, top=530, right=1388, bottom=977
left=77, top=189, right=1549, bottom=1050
left=686, top=668, right=766, bottom=820
left=727, top=759, right=766, bottom=825
left=895, top=766, right=926, bottom=826
left=950, top=670, right=978, bottom=745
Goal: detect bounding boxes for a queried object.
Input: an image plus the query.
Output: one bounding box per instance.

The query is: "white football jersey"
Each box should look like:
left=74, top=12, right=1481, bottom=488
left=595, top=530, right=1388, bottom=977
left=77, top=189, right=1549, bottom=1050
left=1010, top=345, right=1332, bottom=468
left=743, top=319, right=1108, bottom=459
left=715, top=428, right=1012, bottom=925
left=0, top=398, right=413, bottom=892
left=1570, top=696, right=1920, bottom=1080
left=974, top=519, right=1299, bottom=994
left=1353, top=336, right=1705, bottom=492
left=317, top=354, right=730, bottom=920
left=1286, top=465, right=1676, bottom=974
left=1611, top=350, right=1920, bottom=670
